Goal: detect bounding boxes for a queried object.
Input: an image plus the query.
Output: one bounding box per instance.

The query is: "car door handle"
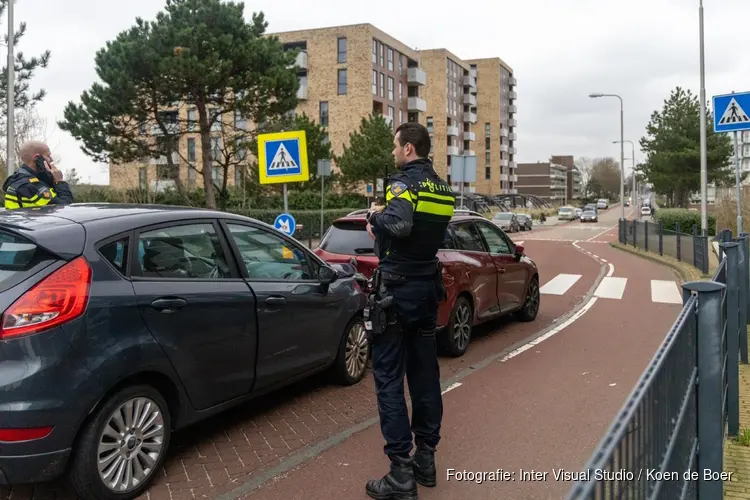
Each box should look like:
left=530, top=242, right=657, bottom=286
left=498, top=268, right=506, bottom=273
left=265, top=296, right=286, bottom=306
left=151, top=298, right=187, bottom=312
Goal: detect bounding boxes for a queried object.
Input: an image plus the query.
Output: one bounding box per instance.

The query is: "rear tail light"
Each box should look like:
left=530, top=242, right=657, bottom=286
left=0, top=426, right=54, bottom=442
left=0, top=256, right=92, bottom=340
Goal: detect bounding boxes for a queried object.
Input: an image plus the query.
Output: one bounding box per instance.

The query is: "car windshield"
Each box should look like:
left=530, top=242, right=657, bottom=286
left=559, top=208, right=573, bottom=213
left=319, top=220, right=374, bottom=255
left=494, top=213, right=513, bottom=220
left=583, top=211, right=596, bottom=216
left=517, top=214, right=528, bottom=221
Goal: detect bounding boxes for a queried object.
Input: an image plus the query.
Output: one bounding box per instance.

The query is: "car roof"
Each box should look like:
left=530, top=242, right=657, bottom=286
left=333, top=213, right=486, bottom=224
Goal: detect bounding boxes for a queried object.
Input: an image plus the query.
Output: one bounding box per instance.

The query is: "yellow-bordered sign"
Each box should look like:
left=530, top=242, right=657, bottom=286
left=257, top=130, right=309, bottom=185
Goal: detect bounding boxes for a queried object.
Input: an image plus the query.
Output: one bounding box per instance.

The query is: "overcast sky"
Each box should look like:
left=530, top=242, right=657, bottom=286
left=14, top=0, right=750, bottom=184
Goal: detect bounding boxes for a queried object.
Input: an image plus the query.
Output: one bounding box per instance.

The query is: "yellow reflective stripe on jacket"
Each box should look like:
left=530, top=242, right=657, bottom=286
left=385, top=184, right=416, bottom=205
left=4, top=187, right=56, bottom=209
left=415, top=190, right=455, bottom=217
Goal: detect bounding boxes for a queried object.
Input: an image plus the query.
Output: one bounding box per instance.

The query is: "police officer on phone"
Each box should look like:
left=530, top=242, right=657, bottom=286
left=364, top=122, right=455, bottom=500
left=3, top=141, right=74, bottom=209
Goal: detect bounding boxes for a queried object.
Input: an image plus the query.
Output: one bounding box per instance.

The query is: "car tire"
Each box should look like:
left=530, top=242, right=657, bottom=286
left=516, top=275, right=540, bottom=322
left=68, top=385, right=171, bottom=500
left=439, top=296, right=472, bottom=357
left=333, top=316, right=369, bottom=385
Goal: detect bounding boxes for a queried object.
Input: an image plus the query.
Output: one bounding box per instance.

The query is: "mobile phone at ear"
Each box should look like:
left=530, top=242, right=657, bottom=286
left=34, top=155, right=48, bottom=171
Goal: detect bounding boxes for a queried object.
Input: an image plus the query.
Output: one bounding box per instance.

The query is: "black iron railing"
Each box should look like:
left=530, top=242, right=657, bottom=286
left=618, top=218, right=710, bottom=274
left=567, top=232, right=750, bottom=500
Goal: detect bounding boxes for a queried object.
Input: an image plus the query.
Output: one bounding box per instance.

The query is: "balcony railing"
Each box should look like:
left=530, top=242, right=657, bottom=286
left=463, top=94, right=477, bottom=106
left=463, top=111, right=477, bottom=123
left=407, top=67, right=427, bottom=86
left=446, top=125, right=459, bottom=136
left=149, top=152, right=180, bottom=165
left=297, top=83, right=308, bottom=100
left=407, top=96, right=427, bottom=112
left=463, top=75, right=477, bottom=88
left=464, top=131, right=476, bottom=141
left=447, top=145, right=459, bottom=156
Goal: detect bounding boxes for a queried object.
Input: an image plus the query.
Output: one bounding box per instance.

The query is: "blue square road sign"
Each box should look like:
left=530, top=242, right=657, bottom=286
left=713, top=91, right=750, bottom=133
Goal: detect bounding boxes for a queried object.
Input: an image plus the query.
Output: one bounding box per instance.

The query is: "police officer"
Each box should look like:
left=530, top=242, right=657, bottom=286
left=3, top=141, right=74, bottom=209
left=364, top=122, right=455, bottom=499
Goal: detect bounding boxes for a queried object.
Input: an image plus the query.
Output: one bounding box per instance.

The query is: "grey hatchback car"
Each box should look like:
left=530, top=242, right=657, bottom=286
left=0, top=204, right=367, bottom=500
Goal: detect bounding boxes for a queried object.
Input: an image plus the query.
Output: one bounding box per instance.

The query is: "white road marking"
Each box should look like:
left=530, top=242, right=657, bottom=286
left=592, top=255, right=599, bottom=259
left=594, top=277, right=627, bottom=299
left=500, top=297, right=599, bottom=362
left=650, top=280, right=683, bottom=304
left=600, top=258, right=607, bottom=263
left=539, top=274, right=582, bottom=295
left=586, top=221, right=621, bottom=242
left=441, top=382, right=462, bottom=394
left=607, top=263, right=614, bottom=276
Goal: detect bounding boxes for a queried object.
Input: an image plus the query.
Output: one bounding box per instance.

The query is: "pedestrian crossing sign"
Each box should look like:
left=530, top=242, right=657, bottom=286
left=257, top=130, right=309, bottom=184
left=712, top=91, right=750, bottom=133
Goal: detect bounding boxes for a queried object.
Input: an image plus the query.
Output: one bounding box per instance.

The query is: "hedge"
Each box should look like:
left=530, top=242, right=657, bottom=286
left=228, top=208, right=358, bottom=242
left=653, top=208, right=716, bottom=236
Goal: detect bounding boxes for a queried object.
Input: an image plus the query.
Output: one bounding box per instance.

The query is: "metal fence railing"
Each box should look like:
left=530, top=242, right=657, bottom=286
left=618, top=218, right=710, bottom=274
left=567, top=231, right=750, bottom=500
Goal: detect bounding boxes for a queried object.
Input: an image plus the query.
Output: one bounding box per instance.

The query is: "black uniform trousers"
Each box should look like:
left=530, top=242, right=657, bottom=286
left=371, top=277, right=443, bottom=458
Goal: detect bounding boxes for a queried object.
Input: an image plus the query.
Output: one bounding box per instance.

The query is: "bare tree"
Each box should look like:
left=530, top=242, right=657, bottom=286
left=575, top=157, right=594, bottom=198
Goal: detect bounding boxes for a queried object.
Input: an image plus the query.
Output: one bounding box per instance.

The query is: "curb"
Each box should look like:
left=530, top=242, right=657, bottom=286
left=608, top=242, right=707, bottom=283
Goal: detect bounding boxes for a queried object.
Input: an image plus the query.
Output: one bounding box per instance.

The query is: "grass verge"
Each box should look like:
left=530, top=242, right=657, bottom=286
left=609, top=242, right=710, bottom=282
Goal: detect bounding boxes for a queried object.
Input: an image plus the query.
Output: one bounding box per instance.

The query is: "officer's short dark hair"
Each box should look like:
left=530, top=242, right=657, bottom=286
left=395, top=122, right=431, bottom=158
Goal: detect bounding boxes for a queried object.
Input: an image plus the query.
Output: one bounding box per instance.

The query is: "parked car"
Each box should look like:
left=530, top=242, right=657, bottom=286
left=315, top=213, right=541, bottom=358
left=575, top=208, right=583, bottom=219
left=491, top=212, right=521, bottom=233
left=0, top=204, right=367, bottom=500
left=516, top=213, right=533, bottom=231
left=641, top=205, right=653, bottom=216
left=580, top=209, right=599, bottom=222
left=558, top=206, right=576, bottom=221
left=597, top=199, right=609, bottom=209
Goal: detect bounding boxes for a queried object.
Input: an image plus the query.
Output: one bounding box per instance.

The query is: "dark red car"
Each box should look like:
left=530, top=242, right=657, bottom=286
left=314, top=212, right=540, bottom=357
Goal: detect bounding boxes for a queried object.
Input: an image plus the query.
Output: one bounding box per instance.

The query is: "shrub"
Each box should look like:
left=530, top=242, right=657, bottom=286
left=713, top=186, right=750, bottom=236
left=653, top=208, right=716, bottom=236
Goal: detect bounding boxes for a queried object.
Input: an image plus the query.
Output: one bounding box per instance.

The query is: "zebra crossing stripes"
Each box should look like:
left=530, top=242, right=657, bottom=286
left=539, top=274, right=683, bottom=304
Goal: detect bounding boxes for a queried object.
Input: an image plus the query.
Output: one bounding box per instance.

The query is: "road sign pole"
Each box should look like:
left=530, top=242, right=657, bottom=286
left=320, top=173, right=324, bottom=238
left=699, top=0, right=708, bottom=233
left=734, top=131, right=743, bottom=235
left=283, top=183, right=288, bottom=213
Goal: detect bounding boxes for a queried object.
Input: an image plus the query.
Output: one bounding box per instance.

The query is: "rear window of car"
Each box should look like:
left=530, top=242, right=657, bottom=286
left=0, top=230, right=56, bottom=291
left=319, top=220, right=374, bottom=255
left=559, top=208, right=573, bottom=213
left=494, top=213, right=513, bottom=220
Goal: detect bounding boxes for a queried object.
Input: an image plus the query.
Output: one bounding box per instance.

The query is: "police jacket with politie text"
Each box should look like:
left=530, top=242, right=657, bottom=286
left=368, top=158, right=455, bottom=277
left=3, top=165, right=74, bottom=209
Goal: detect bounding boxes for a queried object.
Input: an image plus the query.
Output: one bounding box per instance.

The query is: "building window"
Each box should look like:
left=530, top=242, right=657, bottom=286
left=372, top=70, right=377, bottom=95
left=138, top=167, right=147, bottom=190
left=380, top=44, right=385, bottom=67
left=337, top=37, right=347, bottom=63
left=399, top=55, right=404, bottom=74
left=187, top=138, right=196, bottom=162
left=388, top=106, right=395, bottom=129
left=485, top=122, right=490, bottom=136
left=234, top=110, right=247, bottom=129
left=388, top=77, right=394, bottom=101
left=187, top=108, right=197, bottom=131
left=485, top=167, right=491, bottom=180
left=380, top=73, right=385, bottom=98
left=211, top=136, right=223, bottom=162
left=388, top=48, right=394, bottom=71
left=485, top=137, right=491, bottom=149
left=426, top=117, right=433, bottom=132
left=399, top=109, right=403, bottom=124
left=485, top=151, right=491, bottom=165
left=188, top=165, right=196, bottom=187
left=338, top=69, right=347, bottom=95
left=319, top=101, right=329, bottom=127
left=372, top=40, right=377, bottom=63
left=399, top=82, right=403, bottom=100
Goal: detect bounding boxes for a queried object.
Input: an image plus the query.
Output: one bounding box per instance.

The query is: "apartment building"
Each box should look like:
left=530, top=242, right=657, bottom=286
left=550, top=155, right=582, bottom=200
left=516, top=161, right=572, bottom=203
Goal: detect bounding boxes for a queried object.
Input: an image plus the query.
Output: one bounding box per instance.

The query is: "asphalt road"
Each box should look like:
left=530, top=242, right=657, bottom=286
left=2, top=204, right=686, bottom=500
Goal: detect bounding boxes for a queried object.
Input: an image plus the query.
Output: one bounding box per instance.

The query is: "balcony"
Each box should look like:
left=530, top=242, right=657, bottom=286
left=447, top=145, right=460, bottom=156
left=508, top=91, right=517, bottom=100
left=509, top=132, right=517, bottom=140
left=463, top=111, right=477, bottom=123
left=464, top=131, right=476, bottom=141
left=508, top=188, right=518, bottom=194
left=293, top=51, right=308, bottom=70
left=500, top=158, right=509, bottom=167
left=509, top=118, right=518, bottom=127
left=465, top=150, right=475, bottom=156
left=511, top=146, right=517, bottom=154
left=500, top=144, right=509, bottom=153
left=149, top=152, right=180, bottom=165
left=407, top=96, right=427, bottom=112
left=509, top=161, right=517, bottom=169
left=510, top=174, right=518, bottom=182
left=500, top=128, right=508, bottom=138
left=463, top=94, right=477, bottom=106
left=407, top=67, right=427, bottom=86
left=446, top=125, right=459, bottom=136
left=509, top=76, right=517, bottom=86
left=500, top=174, right=509, bottom=182
left=470, top=68, right=477, bottom=78
left=463, top=75, right=477, bottom=89
left=297, top=83, right=308, bottom=100
left=509, top=104, right=517, bottom=113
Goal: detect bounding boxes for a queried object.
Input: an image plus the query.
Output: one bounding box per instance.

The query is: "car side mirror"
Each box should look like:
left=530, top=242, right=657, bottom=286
left=318, top=265, right=338, bottom=285
left=514, top=244, right=524, bottom=260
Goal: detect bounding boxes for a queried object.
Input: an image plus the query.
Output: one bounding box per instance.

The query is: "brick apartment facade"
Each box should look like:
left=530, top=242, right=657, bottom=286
left=516, top=160, right=578, bottom=204
left=550, top=155, right=582, bottom=201
left=108, top=23, right=517, bottom=197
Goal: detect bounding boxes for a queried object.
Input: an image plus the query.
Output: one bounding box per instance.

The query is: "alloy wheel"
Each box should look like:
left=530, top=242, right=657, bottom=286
left=97, top=397, right=166, bottom=493
left=452, top=303, right=472, bottom=351
left=525, top=279, right=540, bottom=317
left=345, top=321, right=368, bottom=378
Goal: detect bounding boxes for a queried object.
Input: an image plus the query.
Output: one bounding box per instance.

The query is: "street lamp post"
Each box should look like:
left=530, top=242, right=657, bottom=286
left=698, top=0, right=708, bottom=233
left=590, top=93, right=625, bottom=220
left=614, top=140, right=637, bottom=217
left=6, top=0, right=14, bottom=176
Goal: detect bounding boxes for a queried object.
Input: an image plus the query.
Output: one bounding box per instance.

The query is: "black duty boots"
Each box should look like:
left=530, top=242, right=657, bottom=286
left=412, top=441, right=436, bottom=487
left=365, top=454, right=419, bottom=500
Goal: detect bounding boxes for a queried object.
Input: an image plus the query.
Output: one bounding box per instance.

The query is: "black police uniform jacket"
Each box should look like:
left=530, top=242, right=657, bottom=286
left=368, top=158, right=455, bottom=277
left=3, top=165, right=74, bottom=209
